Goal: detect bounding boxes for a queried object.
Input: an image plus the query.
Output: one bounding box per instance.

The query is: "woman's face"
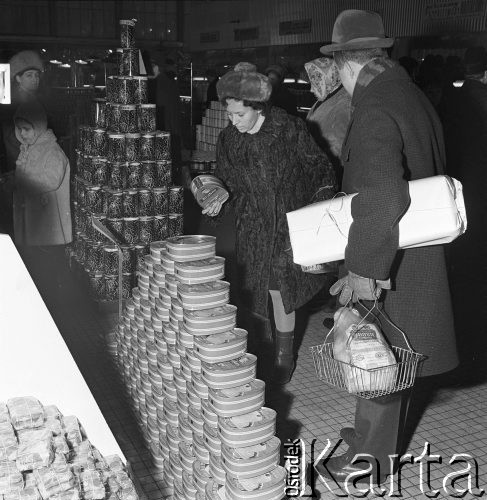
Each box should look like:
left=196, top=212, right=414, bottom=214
left=16, top=69, right=40, bottom=93
left=15, top=119, right=36, bottom=145
left=225, top=99, right=261, bottom=133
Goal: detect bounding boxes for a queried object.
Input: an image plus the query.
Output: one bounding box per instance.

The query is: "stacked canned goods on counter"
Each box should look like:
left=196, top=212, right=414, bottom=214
left=69, top=18, right=184, bottom=303
left=109, top=236, right=286, bottom=500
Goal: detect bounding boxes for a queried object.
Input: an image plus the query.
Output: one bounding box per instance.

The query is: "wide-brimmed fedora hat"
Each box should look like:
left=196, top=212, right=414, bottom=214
left=320, top=10, right=394, bottom=54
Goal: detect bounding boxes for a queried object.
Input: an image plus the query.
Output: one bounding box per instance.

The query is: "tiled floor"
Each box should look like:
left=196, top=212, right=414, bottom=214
left=42, top=251, right=487, bottom=500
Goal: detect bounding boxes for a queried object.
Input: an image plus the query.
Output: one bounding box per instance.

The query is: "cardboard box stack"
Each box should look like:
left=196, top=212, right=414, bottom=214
left=111, top=236, right=286, bottom=500
left=195, top=102, right=229, bottom=152
left=0, top=397, right=137, bottom=500
left=68, top=18, right=184, bottom=303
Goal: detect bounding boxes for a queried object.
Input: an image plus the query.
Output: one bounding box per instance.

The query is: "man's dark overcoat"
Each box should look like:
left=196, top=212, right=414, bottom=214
left=215, top=107, right=336, bottom=324
left=341, top=60, right=458, bottom=377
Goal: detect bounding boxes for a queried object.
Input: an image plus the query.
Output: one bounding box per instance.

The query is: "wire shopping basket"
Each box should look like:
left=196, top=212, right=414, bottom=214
left=310, top=304, right=426, bottom=399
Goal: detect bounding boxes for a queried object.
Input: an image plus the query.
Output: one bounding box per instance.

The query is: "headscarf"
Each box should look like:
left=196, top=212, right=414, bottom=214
left=304, top=57, right=341, bottom=101
left=14, top=101, right=48, bottom=145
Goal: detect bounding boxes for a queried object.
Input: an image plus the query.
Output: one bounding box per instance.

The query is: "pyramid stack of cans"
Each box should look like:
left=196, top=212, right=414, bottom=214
left=112, top=235, right=286, bottom=500
left=69, top=18, right=184, bottom=302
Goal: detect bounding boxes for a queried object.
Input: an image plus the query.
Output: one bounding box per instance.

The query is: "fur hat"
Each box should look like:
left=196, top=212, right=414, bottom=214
left=320, top=10, right=394, bottom=54
left=217, top=61, right=272, bottom=103
left=9, top=50, right=43, bottom=79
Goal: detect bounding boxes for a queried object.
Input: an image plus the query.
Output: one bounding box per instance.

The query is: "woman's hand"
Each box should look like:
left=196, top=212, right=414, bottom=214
left=202, top=199, right=223, bottom=217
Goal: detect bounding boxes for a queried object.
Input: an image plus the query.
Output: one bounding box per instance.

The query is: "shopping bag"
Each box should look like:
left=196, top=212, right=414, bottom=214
left=286, top=175, right=467, bottom=266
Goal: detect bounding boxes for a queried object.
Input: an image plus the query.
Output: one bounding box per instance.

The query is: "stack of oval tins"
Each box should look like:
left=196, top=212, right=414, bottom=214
left=113, top=234, right=285, bottom=500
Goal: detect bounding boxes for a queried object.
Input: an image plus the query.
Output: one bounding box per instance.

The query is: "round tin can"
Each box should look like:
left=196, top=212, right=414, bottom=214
left=139, top=104, right=156, bottom=133
left=140, top=161, right=156, bottom=188
left=133, top=76, right=148, bottom=104
left=92, top=128, right=107, bottom=156
left=88, top=272, right=104, bottom=300
left=106, top=76, right=119, bottom=104
left=169, top=186, right=184, bottom=214
left=138, top=189, right=153, bottom=216
left=117, top=48, right=139, bottom=76
left=121, top=245, right=135, bottom=274
left=139, top=216, right=154, bottom=245
left=125, top=133, right=141, bottom=162
left=107, top=133, right=126, bottom=162
left=122, top=189, right=139, bottom=217
left=140, top=132, right=155, bottom=161
left=116, top=76, right=136, bottom=105
left=155, top=131, right=171, bottom=160
left=134, top=244, right=148, bottom=272
left=119, top=105, right=138, bottom=134
left=155, top=160, right=172, bottom=186
left=91, top=98, right=107, bottom=128
left=169, top=213, right=184, bottom=237
left=107, top=103, right=122, bottom=133
left=85, top=241, right=103, bottom=273
left=79, top=154, right=91, bottom=183
left=123, top=217, right=140, bottom=245
left=108, top=162, right=127, bottom=190
left=102, top=244, right=119, bottom=275
left=105, top=217, right=124, bottom=241
left=152, top=187, right=168, bottom=214
left=120, top=19, right=136, bottom=48
left=92, top=157, right=108, bottom=186
left=104, top=274, right=119, bottom=301
left=85, top=185, right=104, bottom=214
left=153, top=215, right=169, bottom=240
left=105, top=189, right=124, bottom=218
left=122, top=273, right=134, bottom=299
left=126, top=162, right=141, bottom=188
left=79, top=125, right=91, bottom=155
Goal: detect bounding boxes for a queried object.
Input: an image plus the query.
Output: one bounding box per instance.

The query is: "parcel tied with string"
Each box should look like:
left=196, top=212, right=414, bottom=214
left=286, top=175, right=467, bottom=266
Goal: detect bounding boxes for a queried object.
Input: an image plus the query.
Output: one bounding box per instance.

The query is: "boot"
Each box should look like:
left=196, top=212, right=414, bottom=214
left=272, top=330, right=296, bottom=385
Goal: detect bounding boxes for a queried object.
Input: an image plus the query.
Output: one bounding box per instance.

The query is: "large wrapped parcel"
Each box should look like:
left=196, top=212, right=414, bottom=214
left=286, top=175, right=467, bottom=266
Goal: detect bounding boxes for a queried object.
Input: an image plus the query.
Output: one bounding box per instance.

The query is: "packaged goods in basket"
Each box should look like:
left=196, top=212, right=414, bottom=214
left=0, top=423, right=18, bottom=461
left=333, top=307, right=397, bottom=393
left=191, top=175, right=229, bottom=210
left=0, top=461, right=24, bottom=494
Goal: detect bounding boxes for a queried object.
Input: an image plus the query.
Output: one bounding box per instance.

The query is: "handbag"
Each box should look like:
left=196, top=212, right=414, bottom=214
left=286, top=175, right=467, bottom=266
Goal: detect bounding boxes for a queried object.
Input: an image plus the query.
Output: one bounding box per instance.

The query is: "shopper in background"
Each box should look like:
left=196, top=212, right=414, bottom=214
left=317, top=9, right=458, bottom=486
left=264, top=64, right=298, bottom=116
left=13, top=101, right=72, bottom=303
left=202, top=63, right=336, bottom=385
left=0, top=50, right=45, bottom=235
left=304, top=56, right=351, bottom=184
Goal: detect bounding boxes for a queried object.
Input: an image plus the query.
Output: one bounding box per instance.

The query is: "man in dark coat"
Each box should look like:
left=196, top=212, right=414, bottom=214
left=318, top=10, right=458, bottom=487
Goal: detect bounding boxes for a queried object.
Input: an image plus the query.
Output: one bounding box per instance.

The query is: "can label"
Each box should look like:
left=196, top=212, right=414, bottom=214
left=92, top=158, right=108, bottom=186
left=152, top=187, right=168, bottom=214
left=122, top=273, right=134, bottom=299
left=119, top=105, right=138, bottom=134
left=106, top=217, right=124, bottom=241
left=106, top=190, right=123, bottom=218
left=108, top=133, right=125, bottom=162
left=139, top=104, right=156, bottom=133
left=121, top=245, right=135, bottom=274
left=134, top=77, right=148, bottom=104
left=125, top=134, right=141, bottom=162
left=104, top=274, right=119, bottom=301
left=85, top=186, right=103, bottom=214
left=155, top=131, right=171, bottom=160
left=169, top=186, right=184, bottom=214
left=134, top=244, right=148, bottom=272
left=127, top=162, right=141, bottom=189
left=140, top=134, right=155, bottom=161
left=138, top=189, right=153, bottom=216
left=123, top=189, right=139, bottom=217
left=109, top=162, right=127, bottom=190
left=103, top=245, right=119, bottom=275
left=169, top=213, right=184, bottom=237
left=123, top=217, right=140, bottom=245
left=140, top=161, right=156, bottom=188
left=139, top=216, right=154, bottom=245
left=154, top=215, right=169, bottom=240
left=120, top=19, right=136, bottom=48
left=155, top=160, right=172, bottom=186
left=92, top=129, right=107, bottom=156
left=118, top=48, right=139, bottom=76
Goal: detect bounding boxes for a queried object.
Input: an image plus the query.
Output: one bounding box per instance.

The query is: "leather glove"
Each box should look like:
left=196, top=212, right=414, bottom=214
left=329, top=271, right=391, bottom=305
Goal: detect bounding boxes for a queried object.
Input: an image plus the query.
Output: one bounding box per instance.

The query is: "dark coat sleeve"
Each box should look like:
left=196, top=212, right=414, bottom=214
left=344, top=107, right=410, bottom=280
left=291, top=117, right=337, bottom=201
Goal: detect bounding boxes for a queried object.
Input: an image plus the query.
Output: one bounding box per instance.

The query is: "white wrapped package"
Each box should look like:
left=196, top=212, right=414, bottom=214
left=286, top=175, right=467, bottom=265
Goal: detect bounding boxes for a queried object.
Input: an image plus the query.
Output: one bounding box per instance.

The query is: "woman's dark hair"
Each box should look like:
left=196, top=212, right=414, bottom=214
left=222, top=96, right=270, bottom=115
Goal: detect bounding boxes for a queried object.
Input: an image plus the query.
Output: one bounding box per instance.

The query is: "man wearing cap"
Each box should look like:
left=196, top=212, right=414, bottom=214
left=317, top=10, right=458, bottom=486
left=264, top=64, right=298, bottom=116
